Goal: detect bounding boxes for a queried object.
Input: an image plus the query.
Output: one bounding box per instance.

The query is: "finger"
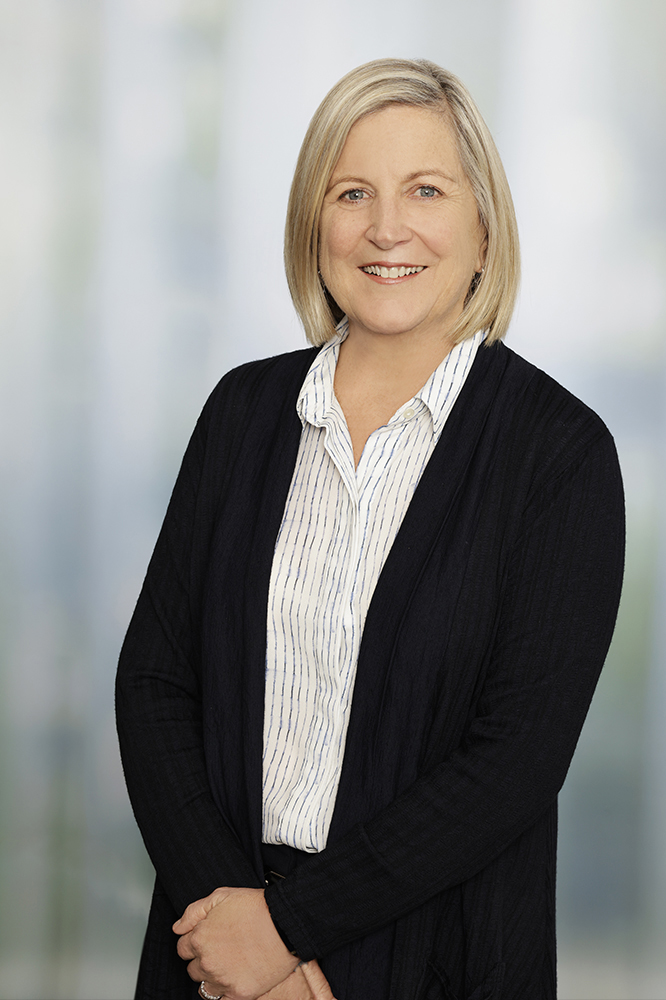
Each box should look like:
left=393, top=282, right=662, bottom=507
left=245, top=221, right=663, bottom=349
left=199, top=983, right=226, bottom=1000
left=176, top=932, right=197, bottom=962
left=173, top=888, right=228, bottom=935
left=186, top=958, right=216, bottom=988
left=299, top=961, right=337, bottom=1000
left=173, top=902, right=207, bottom=936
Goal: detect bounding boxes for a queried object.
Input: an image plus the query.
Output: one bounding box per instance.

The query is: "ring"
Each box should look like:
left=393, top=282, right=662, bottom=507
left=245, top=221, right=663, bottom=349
left=199, top=983, right=223, bottom=1000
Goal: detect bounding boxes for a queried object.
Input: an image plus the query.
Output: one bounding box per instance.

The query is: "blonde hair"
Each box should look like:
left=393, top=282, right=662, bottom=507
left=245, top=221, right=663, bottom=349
left=284, top=58, right=520, bottom=347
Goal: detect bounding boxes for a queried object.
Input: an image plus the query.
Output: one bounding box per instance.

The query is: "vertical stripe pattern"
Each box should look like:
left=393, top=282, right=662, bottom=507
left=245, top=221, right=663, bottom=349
left=262, top=323, right=483, bottom=851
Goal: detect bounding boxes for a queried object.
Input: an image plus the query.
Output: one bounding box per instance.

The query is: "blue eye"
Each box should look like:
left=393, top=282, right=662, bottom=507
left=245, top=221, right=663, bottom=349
left=418, top=185, right=437, bottom=198
left=342, top=189, right=365, bottom=201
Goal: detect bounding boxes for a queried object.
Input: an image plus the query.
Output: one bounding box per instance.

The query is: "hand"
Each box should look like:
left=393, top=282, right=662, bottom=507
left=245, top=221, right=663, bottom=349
left=298, top=960, right=337, bottom=1000
left=173, top=886, right=300, bottom=1000
left=259, top=965, right=313, bottom=999
left=259, top=960, right=336, bottom=999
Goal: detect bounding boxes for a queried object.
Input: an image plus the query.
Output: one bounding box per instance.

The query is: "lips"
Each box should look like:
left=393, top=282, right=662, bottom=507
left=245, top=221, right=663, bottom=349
left=361, top=264, right=426, bottom=279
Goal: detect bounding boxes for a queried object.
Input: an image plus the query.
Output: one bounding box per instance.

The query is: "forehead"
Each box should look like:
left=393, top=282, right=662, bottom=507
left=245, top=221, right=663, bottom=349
left=334, top=104, right=461, bottom=173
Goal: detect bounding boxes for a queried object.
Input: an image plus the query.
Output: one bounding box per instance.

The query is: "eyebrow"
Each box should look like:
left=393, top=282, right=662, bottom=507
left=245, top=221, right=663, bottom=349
left=404, top=169, right=458, bottom=184
left=327, top=169, right=459, bottom=191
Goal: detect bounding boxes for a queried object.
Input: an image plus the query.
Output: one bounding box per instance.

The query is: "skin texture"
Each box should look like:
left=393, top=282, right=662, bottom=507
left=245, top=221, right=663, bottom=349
left=171, top=103, right=485, bottom=998
left=319, top=104, right=486, bottom=465
left=174, top=887, right=336, bottom=1000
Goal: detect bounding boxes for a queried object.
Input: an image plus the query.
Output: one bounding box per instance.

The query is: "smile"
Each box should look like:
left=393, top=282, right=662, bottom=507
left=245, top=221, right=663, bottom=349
left=360, top=265, right=425, bottom=278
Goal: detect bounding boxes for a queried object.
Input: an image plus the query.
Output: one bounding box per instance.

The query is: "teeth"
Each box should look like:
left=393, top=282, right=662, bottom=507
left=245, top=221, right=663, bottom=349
left=362, top=265, right=424, bottom=277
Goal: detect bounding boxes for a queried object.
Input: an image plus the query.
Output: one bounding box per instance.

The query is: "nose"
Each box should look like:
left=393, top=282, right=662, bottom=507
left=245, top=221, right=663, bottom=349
left=365, top=195, right=411, bottom=250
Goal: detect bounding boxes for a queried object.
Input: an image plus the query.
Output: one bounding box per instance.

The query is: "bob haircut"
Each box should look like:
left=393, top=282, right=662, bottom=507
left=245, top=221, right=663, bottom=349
left=284, top=58, right=520, bottom=347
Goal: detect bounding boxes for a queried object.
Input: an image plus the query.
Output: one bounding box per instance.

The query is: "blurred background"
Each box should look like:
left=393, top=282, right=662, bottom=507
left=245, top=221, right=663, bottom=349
left=0, top=0, right=665, bottom=997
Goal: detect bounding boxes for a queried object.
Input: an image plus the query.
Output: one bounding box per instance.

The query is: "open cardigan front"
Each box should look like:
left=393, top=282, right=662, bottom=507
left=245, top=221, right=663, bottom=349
left=116, top=340, right=625, bottom=1000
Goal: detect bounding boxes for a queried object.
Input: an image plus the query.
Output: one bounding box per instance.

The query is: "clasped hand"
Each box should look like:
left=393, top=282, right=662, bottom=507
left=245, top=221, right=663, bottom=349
left=173, top=886, right=336, bottom=1000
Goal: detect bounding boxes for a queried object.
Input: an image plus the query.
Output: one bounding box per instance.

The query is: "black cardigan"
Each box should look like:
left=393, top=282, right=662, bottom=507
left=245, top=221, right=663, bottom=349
left=116, top=341, right=625, bottom=1000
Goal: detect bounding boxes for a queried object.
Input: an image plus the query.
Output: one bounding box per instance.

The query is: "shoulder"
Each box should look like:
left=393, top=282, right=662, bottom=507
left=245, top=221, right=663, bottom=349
left=479, top=342, right=622, bottom=498
left=208, top=346, right=319, bottom=410
left=491, top=342, right=614, bottom=445
left=188, top=347, right=320, bottom=491
left=172, top=346, right=319, bottom=486
left=487, top=343, right=605, bottom=432
left=198, top=346, right=319, bottom=432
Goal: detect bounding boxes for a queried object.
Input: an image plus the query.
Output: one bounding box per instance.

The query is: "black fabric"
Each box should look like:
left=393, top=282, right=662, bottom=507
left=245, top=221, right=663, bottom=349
left=135, top=879, right=200, bottom=1000
left=259, top=843, right=395, bottom=1000
left=116, top=341, right=625, bottom=999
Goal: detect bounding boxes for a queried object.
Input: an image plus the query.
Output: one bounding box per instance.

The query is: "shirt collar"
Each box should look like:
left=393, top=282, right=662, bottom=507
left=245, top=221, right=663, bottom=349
left=414, top=330, right=484, bottom=439
left=297, top=318, right=348, bottom=428
left=297, top=319, right=483, bottom=438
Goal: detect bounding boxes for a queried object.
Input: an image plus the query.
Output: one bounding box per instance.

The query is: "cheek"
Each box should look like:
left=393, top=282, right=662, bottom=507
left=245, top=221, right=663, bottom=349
left=420, top=213, right=464, bottom=256
left=319, top=214, right=360, bottom=273
left=421, top=202, right=483, bottom=266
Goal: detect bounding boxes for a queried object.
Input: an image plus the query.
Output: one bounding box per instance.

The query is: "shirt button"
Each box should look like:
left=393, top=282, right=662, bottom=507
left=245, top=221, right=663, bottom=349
left=403, top=408, right=415, bottom=420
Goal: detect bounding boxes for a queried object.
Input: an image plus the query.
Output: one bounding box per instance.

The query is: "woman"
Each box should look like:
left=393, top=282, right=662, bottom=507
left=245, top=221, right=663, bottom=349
left=116, top=58, right=625, bottom=1000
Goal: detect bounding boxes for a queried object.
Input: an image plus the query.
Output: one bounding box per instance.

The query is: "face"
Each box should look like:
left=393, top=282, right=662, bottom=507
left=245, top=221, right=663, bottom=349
left=319, top=104, right=486, bottom=346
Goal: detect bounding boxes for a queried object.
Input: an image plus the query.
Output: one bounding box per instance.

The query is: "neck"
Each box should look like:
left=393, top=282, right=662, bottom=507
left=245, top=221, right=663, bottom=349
left=333, top=323, right=459, bottom=468
left=338, top=322, right=457, bottom=389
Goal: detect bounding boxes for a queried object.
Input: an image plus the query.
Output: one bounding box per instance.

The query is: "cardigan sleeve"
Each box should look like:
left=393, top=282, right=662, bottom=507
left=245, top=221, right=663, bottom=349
left=265, top=424, right=625, bottom=961
left=115, top=397, right=261, bottom=918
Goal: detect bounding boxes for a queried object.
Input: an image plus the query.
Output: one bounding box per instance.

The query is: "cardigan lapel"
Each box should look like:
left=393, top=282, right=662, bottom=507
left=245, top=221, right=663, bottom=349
left=239, top=352, right=322, bottom=863
left=326, top=342, right=513, bottom=843
left=204, top=348, right=318, bottom=872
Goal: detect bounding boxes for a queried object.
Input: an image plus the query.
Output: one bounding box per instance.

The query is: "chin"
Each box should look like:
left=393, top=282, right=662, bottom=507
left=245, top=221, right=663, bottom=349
left=354, top=314, right=430, bottom=339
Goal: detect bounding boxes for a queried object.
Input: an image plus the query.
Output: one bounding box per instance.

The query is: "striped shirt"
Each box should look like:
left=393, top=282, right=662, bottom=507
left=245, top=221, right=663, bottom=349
left=262, top=322, right=483, bottom=852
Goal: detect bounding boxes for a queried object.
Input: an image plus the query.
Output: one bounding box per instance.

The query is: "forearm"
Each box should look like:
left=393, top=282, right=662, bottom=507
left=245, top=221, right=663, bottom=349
left=117, top=585, right=261, bottom=914
left=116, top=391, right=263, bottom=911
left=266, top=434, right=625, bottom=959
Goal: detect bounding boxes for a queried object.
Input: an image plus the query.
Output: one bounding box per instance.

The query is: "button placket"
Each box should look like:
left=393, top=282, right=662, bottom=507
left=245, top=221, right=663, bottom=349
left=315, top=411, right=363, bottom=832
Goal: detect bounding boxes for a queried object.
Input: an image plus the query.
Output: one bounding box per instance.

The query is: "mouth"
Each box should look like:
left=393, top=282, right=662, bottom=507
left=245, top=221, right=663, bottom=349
left=360, top=264, right=426, bottom=279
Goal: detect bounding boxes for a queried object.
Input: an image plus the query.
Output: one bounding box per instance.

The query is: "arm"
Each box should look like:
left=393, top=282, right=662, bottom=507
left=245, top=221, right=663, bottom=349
left=264, top=429, right=625, bottom=960
left=117, top=399, right=336, bottom=999
left=174, top=888, right=335, bottom=999
left=116, top=400, right=260, bottom=914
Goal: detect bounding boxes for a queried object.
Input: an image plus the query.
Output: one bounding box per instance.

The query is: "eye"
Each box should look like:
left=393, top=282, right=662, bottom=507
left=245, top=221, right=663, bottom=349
left=340, top=188, right=366, bottom=202
left=417, top=185, right=439, bottom=198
